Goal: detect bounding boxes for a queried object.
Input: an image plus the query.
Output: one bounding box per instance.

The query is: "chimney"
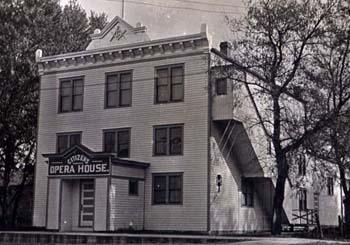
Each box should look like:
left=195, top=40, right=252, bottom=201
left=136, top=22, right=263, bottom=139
left=220, top=41, right=231, bottom=56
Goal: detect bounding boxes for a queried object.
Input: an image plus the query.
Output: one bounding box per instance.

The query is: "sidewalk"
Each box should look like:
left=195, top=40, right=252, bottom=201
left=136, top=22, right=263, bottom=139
left=0, top=231, right=349, bottom=244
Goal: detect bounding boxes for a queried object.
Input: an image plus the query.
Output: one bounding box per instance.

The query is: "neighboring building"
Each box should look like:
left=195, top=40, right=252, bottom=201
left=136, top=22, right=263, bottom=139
left=33, top=16, right=341, bottom=233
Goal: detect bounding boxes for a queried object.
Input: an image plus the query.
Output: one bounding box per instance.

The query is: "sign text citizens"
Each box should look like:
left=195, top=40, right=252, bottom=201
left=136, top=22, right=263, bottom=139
left=49, top=153, right=109, bottom=175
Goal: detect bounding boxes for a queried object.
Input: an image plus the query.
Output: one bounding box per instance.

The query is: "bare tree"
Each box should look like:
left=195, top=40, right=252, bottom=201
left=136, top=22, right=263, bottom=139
left=302, top=1, right=350, bottom=234
left=211, top=0, right=343, bottom=234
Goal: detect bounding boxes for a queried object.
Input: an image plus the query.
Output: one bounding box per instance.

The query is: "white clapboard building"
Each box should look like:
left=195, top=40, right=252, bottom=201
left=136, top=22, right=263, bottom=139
left=33, top=16, right=341, bottom=233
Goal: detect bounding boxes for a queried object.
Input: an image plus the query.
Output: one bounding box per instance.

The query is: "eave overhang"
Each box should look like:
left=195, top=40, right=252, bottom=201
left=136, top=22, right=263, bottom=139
left=37, top=32, right=209, bottom=75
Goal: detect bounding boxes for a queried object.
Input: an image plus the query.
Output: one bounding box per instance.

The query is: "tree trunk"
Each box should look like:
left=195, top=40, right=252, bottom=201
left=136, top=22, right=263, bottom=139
left=339, top=166, right=350, bottom=236
left=10, top=172, right=28, bottom=228
left=344, top=196, right=350, bottom=237
left=271, top=160, right=288, bottom=235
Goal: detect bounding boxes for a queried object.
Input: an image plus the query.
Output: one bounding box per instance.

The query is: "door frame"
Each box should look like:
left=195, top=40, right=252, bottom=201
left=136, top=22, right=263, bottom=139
left=78, top=179, right=95, bottom=228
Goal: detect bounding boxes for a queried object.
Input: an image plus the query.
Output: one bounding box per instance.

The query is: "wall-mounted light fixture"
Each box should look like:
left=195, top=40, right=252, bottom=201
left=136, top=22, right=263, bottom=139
left=216, top=174, right=222, bottom=192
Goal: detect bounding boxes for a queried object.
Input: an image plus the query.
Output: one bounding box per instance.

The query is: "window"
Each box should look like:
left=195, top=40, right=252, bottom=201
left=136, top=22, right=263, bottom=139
left=56, top=132, right=81, bottom=153
left=241, top=178, right=254, bottom=207
left=216, top=78, right=227, bottom=95
left=153, top=173, right=182, bottom=204
left=103, top=129, right=130, bottom=158
left=155, top=65, right=184, bottom=103
left=129, top=180, right=138, bottom=196
left=298, top=161, right=306, bottom=176
left=299, top=189, right=307, bottom=210
left=59, top=77, right=84, bottom=112
left=105, top=71, right=132, bottom=108
left=154, top=125, right=183, bottom=156
left=327, top=177, right=334, bottom=196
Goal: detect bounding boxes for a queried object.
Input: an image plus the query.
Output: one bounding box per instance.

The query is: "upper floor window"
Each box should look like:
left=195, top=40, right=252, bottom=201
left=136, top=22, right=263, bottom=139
left=154, top=124, right=183, bottom=156
left=105, top=71, right=132, bottom=108
left=241, top=178, right=254, bottom=207
left=103, top=128, right=130, bottom=158
left=56, top=132, right=81, bottom=153
left=298, top=160, right=306, bottom=176
left=153, top=173, right=182, bottom=205
left=216, top=78, right=227, bottom=95
left=155, top=65, right=184, bottom=103
left=327, top=177, right=334, bottom=196
left=59, top=77, right=84, bottom=112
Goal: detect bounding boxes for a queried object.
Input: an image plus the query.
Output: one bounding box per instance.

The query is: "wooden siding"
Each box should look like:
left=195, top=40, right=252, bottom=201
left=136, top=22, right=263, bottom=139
left=94, top=178, right=108, bottom=231
left=210, top=125, right=270, bottom=232
left=112, top=165, right=145, bottom=179
left=46, top=178, right=60, bottom=230
left=109, top=178, right=145, bottom=230
left=60, top=180, right=73, bottom=231
left=285, top=184, right=341, bottom=226
left=33, top=51, right=210, bottom=231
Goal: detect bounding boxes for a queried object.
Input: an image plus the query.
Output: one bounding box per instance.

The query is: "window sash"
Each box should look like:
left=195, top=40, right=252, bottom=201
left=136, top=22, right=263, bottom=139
left=117, top=130, right=130, bottom=158
left=299, top=190, right=307, bottom=210
left=153, top=176, right=167, bottom=204
left=154, top=128, right=167, bottom=155
left=154, top=125, right=183, bottom=156
left=59, top=79, right=83, bottom=112
left=155, top=65, right=183, bottom=103
left=153, top=174, right=182, bottom=205
left=106, top=72, right=132, bottom=108
left=327, top=178, right=334, bottom=196
left=103, top=129, right=130, bottom=158
left=216, top=78, right=227, bottom=95
left=57, top=133, right=81, bottom=153
left=169, top=127, right=182, bottom=155
left=129, top=180, right=138, bottom=196
left=104, top=131, right=116, bottom=153
left=241, top=179, right=254, bottom=207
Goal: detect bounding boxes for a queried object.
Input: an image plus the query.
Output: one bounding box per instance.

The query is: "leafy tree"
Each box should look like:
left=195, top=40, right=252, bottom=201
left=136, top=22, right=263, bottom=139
left=89, top=11, right=108, bottom=34
left=0, top=0, right=107, bottom=228
left=212, top=0, right=342, bottom=234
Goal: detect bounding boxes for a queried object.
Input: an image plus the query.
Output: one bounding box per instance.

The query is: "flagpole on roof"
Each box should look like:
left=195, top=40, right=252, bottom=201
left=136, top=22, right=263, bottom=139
left=122, top=0, right=125, bottom=19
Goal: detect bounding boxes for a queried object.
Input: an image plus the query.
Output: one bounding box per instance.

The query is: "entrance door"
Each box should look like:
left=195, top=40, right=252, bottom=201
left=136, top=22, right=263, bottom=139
left=79, top=180, right=94, bottom=227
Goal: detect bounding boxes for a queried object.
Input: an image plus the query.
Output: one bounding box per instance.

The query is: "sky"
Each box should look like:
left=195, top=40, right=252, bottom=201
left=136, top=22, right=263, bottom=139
left=59, top=0, right=246, bottom=48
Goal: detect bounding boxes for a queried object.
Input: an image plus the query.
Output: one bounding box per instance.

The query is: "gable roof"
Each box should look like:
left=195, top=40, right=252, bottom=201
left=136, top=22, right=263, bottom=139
left=86, top=16, right=150, bottom=50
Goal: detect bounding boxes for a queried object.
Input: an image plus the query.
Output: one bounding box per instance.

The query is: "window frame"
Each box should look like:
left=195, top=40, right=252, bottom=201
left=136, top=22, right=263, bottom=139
left=299, top=189, right=307, bottom=210
left=215, top=78, right=227, bottom=95
left=152, top=172, right=183, bottom=205
left=58, top=77, right=84, bottom=113
left=128, top=179, right=139, bottom=196
left=154, top=64, right=184, bottom=104
left=153, top=124, right=184, bottom=156
left=241, top=178, right=254, bottom=207
left=102, top=128, right=131, bottom=158
left=327, top=177, right=334, bottom=196
left=56, top=131, right=82, bottom=153
left=105, top=70, right=133, bottom=109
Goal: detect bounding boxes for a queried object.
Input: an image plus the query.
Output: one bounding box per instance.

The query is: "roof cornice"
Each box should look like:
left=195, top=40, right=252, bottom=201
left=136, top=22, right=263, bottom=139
left=37, top=32, right=209, bottom=74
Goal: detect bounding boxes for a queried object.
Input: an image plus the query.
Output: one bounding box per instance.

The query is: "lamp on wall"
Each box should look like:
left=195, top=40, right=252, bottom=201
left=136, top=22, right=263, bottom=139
left=216, top=174, right=222, bottom=192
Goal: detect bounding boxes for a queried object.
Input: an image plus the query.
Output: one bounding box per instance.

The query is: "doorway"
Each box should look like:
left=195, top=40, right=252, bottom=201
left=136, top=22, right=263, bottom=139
left=79, top=180, right=95, bottom=227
